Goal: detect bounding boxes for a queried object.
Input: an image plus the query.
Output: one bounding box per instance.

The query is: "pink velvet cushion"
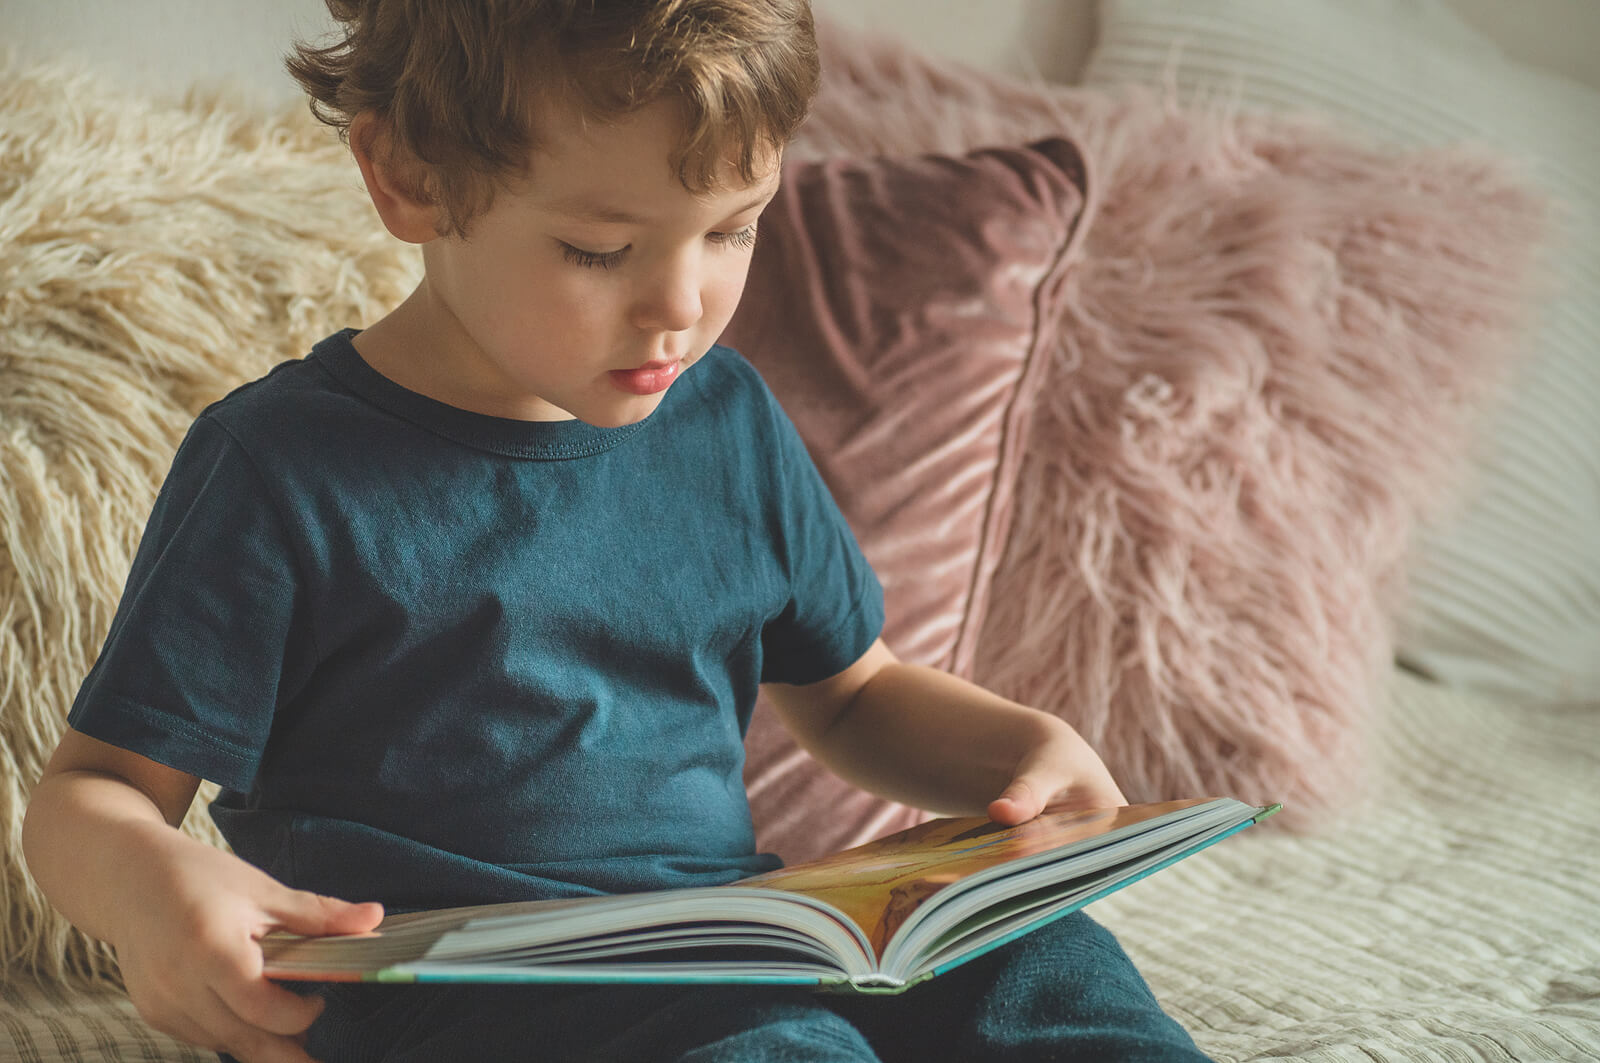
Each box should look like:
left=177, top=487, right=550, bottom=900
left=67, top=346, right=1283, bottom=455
left=725, top=138, right=1092, bottom=863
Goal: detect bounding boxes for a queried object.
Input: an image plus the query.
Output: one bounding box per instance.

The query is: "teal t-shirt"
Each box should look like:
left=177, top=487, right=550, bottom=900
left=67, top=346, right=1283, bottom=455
left=69, top=331, right=884, bottom=909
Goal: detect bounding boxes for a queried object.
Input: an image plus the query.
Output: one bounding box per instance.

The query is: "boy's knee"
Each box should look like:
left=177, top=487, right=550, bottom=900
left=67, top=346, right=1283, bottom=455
left=595, top=987, right=880, bottom=1063
left=675, top=1003, right=878, bottom=1063
left=996, top=910, right=1133, bottom=975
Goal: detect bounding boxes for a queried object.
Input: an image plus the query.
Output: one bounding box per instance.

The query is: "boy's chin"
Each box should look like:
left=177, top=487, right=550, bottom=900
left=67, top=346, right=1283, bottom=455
left=573, top=393, right=669, bottom=429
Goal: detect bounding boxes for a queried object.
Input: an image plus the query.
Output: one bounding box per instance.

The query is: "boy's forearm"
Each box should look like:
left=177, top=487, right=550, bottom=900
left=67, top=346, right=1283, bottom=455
left=804, top=662, right=1079, bottom=816
left=23, top=771, right=196, bottom=947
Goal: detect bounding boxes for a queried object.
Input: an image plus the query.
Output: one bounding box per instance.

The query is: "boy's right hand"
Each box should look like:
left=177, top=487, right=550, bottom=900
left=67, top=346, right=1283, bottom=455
left=112, top=837, right=383, bottom=1063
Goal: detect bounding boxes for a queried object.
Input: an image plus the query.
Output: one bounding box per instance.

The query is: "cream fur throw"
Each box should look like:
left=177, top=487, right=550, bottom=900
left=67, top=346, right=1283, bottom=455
left=0, top=61, right=420, bottom=986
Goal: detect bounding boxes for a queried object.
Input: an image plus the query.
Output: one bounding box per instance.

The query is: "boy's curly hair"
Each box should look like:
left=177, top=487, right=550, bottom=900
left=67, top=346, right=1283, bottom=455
left=287, top=0, right=819, bottom=238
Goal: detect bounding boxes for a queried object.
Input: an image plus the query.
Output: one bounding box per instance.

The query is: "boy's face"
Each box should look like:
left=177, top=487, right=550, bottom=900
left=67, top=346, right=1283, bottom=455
left=410, top=98, right=781, bottom=425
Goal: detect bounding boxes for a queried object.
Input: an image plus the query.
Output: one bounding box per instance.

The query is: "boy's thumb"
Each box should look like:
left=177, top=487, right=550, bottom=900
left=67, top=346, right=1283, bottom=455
left=273, top=890, right=385, bottom=938
left=996, top=778, right=1037, bottom=807
left=988, top=776, right=1048, bottom=825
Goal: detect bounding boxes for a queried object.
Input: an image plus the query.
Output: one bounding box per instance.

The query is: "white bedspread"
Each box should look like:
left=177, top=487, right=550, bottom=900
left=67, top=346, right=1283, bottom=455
left=1096, top=668, right=1600, bottom=1062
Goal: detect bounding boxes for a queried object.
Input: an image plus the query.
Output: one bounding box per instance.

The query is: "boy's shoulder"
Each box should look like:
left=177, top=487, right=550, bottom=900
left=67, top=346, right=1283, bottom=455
left=198, top=330, right=368, bottom=431
left=175, top=330, right=433, bottom=499
left=699, top=342, right=760, bottom=381
left=693, top=342, right=786, bottom=422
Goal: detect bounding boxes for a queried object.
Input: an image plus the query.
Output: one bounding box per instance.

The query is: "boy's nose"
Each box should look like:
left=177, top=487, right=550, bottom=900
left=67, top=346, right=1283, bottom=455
left=630, top=262, right=703, bottom=334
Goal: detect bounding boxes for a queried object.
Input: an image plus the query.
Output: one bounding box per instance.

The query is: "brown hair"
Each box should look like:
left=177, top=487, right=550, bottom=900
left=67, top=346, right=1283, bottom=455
left=287, top=0, right=819, bottom=238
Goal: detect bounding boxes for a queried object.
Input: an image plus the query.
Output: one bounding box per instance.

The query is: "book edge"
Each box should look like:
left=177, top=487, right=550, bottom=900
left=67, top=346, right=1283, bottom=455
left=909, top=809, right=1270, bottom=985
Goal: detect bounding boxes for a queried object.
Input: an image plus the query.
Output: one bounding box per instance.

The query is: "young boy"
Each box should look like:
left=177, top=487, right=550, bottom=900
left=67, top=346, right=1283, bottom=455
left=23, top=2, right=1211, bottom=1060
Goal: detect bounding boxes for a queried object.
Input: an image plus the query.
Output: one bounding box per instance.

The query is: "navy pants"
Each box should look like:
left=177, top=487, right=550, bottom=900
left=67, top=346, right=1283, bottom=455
left=238, top=912, right=1210, bottom=1062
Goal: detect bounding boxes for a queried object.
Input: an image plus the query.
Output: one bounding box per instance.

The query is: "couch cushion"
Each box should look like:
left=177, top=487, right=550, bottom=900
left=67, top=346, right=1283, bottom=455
left=727, top=137, right=1092, bottom=861
left=1085, top=0, right=1600, bottom=705
left=0, top=979, right=205, bottom=1062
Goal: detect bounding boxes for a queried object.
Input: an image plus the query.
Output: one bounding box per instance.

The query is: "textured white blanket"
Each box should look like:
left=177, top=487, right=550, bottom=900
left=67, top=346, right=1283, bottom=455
left=1097, top=668, right=1600, bottom=1062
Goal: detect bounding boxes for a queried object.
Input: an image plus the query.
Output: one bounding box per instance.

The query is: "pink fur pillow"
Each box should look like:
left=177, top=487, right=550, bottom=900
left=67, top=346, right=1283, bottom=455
left=764, top=27, right=1546, bottom=834
left=975, top=97, right=1544, bottom=826
left=725, top=138, right=1092, bottom=862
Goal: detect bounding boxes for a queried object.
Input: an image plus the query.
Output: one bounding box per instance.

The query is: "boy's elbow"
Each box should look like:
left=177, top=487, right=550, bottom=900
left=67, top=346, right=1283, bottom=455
left=20, top=771, right=62, bottom=877
left=21, top=763, right=84, bottom=855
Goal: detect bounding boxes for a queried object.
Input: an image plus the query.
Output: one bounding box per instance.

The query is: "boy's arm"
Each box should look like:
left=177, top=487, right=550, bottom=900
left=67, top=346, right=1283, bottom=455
left=23, top=730, right=382, bottom=1063
left=763, top=638, right=1126, bottom=825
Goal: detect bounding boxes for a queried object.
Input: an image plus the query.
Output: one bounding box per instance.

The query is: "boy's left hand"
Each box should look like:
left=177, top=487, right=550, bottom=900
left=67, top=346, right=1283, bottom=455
left=986, top=725, right=1128, bottom=826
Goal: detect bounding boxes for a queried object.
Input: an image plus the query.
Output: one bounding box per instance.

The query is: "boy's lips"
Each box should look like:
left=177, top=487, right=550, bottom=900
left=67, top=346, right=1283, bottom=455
left=609, top=358, right=681, bottom=396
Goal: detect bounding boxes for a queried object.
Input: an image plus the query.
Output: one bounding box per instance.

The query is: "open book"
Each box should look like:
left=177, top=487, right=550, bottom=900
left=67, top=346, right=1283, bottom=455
left=263, top=797, right=1278, bottom=994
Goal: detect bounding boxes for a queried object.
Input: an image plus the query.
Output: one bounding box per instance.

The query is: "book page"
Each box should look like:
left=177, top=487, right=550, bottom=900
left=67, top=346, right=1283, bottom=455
left=741, top=799, right=1214, bottom=956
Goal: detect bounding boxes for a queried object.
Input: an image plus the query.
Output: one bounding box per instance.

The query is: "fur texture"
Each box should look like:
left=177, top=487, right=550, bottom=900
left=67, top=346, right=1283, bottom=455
left=793, top=27, right=1547, bottom=826
left=0, top=62, right=421, bottom=985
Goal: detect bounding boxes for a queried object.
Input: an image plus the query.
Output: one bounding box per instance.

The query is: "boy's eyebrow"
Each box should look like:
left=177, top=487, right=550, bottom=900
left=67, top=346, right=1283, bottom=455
left=550, top=189, right=777, bottom=225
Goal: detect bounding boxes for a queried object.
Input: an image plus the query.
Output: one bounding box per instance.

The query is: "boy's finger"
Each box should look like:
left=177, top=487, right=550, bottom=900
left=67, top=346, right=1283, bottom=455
left=215, top=970, right=325, bottom=1038
left=198, top=986, right=323, bottom=1063
left=268, top=890, right=384, bottom=938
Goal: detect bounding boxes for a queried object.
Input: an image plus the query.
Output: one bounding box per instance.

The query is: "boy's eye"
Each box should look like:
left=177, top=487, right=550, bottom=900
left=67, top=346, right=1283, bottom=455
left=709, top=225, right=758, bottom=251
left=560, top=242, right=628, bottom=270
left=558, top=224, right=756, bottom=269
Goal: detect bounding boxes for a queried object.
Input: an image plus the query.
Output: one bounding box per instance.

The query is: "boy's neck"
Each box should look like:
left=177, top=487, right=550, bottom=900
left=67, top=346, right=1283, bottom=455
left=351, top=285, right=578, bottom=423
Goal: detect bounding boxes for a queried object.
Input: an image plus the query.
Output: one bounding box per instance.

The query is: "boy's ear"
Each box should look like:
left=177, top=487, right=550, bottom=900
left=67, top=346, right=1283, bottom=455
left=349, top=112, right=442, bottom=245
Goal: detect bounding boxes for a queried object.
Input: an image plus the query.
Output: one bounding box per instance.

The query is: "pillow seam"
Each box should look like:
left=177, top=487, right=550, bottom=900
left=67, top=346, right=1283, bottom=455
left=949, top=136, right=1098, bottom=677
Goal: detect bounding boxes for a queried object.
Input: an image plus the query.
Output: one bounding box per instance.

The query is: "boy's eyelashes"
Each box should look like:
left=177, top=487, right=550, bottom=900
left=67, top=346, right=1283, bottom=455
left=557, top=225, right=759, bottom=270
left=710, top=225, right=759, bottom=251
left=560, top=243, right=628, bottom=270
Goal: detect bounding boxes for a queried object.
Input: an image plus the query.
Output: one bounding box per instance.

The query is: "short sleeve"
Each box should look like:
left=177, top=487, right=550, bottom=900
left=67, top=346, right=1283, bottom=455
left=68, top=414, right=307, bottom=792
left=757, top=391, right=885, bottom=686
